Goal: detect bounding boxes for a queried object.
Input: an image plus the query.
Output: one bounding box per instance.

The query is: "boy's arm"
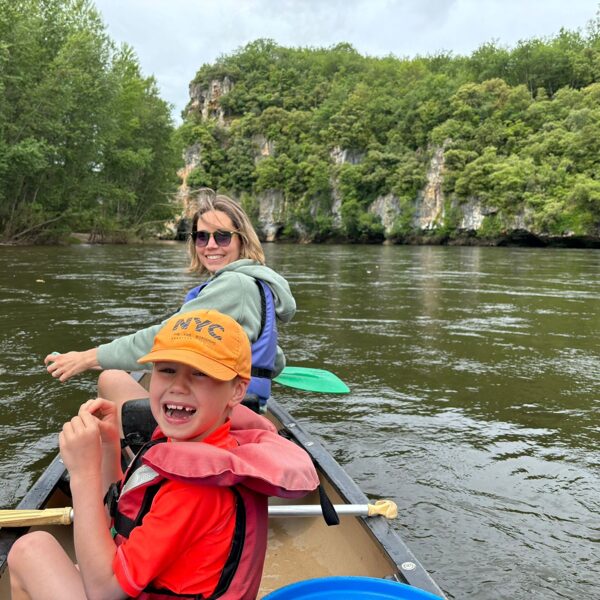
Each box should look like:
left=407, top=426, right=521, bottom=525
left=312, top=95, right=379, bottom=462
left=79, top=399, right=123, bottom=491
left=60, top=409, right=127, bottom=600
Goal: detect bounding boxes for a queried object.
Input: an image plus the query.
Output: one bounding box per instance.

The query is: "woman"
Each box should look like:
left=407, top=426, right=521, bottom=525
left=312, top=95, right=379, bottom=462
left=45, top=191, right=296, bottom=422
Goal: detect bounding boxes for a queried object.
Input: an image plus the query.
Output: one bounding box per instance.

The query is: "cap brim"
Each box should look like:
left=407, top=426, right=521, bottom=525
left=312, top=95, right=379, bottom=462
left=137, top=349, right=238, bottom=381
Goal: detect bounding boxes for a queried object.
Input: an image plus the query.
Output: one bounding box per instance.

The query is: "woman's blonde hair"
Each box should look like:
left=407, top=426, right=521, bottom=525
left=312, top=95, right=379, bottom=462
left=188, top=189, right=265, bottom=275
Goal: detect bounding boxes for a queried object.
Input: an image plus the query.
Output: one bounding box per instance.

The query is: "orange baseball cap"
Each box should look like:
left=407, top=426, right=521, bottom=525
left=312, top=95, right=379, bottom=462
left=138, top=309, right=251, bottom=380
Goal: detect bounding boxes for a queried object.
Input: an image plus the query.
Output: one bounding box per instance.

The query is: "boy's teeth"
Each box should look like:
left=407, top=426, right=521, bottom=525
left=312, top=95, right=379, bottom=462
left=166, top=404, right=194, bottom=412
left=165, top=403, right=196, bottom=420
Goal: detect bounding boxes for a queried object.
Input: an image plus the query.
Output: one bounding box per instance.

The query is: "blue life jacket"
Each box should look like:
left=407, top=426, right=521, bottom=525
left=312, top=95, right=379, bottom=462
left=184, top=277, right=277, bottom=405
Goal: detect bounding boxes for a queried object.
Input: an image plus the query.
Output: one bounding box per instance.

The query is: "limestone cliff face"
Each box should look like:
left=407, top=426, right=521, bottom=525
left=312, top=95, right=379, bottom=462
left=180, top=78, right=592, bottom=243
left=257, top=189, right=286, bottom=241
left=335, top=144, right=448, bottom=234
left=178, top=114, right=532, bottom=240
left=188, top=77, right=233, bottom=125
left=459, top=198, right=486, bottom=230
left=369, top=194, right=401, bottom=232
left=177, top=143, right=202, bottom=219
left=329, top=146, right=364, bottom=228
left=415, top=146, right=446, bottom=230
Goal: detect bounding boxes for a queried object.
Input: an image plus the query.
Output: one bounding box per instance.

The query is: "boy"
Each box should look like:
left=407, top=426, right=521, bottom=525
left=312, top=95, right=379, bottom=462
left=9, top=309, right=319, bottom=599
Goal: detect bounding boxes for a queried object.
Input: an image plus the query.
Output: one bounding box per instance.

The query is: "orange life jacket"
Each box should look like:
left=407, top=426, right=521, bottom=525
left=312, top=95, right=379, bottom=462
left=107, top=427, right=319, bottom=599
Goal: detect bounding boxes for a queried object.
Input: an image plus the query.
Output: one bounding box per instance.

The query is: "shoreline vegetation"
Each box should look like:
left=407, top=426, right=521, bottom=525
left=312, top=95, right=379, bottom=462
left=2, top=1, right=600, bottom=248
left=7, top=231, right=596, bottom=250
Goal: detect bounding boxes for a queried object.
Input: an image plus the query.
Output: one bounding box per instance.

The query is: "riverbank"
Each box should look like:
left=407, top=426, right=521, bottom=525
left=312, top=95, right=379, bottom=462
left=3, top=229, right=599, bottom=248
left=396, top=230, right=600, bottom=248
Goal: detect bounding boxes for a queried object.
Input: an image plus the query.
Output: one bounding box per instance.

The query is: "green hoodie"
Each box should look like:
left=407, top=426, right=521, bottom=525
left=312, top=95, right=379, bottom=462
left=96, top=260, right=296, bottom=375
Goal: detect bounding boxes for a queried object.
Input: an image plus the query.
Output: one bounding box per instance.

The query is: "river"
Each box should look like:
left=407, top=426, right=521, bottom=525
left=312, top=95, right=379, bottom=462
left=0, top=243, right=598, bottom=599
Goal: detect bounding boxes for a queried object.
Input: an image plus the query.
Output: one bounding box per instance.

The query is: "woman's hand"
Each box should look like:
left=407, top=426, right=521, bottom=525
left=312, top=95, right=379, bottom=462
left=44, top=348, right=100, bottom=381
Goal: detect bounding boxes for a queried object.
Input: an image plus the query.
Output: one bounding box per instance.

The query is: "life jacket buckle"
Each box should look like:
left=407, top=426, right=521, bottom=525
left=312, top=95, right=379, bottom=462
left=104, top=481, right=121, bottom=518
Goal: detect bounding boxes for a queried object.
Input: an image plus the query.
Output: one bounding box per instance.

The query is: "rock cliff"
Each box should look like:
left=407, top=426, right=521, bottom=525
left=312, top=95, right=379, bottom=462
left=178, top=78, right=599, bottom=247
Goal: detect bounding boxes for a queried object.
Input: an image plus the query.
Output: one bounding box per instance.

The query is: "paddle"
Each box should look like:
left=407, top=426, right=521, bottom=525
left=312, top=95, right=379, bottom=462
left=268, top=499, right=397, bottom=518
left=273, top=366, right=350, bottom=394
left=0, top=500, right=395, bottom=526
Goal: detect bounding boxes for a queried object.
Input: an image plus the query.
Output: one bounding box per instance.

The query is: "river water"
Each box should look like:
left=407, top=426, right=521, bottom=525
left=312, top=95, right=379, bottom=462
left=0, top=243, right=598, bottom=599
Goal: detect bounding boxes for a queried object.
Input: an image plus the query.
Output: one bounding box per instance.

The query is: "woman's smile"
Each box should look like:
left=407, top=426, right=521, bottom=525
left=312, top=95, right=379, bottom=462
left=196, top=211, right=242, bottom=273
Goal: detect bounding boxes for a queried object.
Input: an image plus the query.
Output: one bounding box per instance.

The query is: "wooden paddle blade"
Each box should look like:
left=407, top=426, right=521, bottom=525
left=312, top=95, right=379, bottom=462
left=0, top=507, right=73, bottom=527
left=273, top=367, right=350, bottom=394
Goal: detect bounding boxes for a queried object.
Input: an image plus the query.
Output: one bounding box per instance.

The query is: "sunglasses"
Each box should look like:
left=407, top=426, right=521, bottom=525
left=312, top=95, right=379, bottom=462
left=191, top=230, right=238, bottom=247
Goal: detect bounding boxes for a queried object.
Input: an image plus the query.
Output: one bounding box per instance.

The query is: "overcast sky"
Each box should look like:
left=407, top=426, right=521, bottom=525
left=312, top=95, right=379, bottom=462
left=93, top=0, right=598, bottom=122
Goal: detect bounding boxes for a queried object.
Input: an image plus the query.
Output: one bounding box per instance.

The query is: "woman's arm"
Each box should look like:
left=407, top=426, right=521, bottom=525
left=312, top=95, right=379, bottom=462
left=45, top=348, right=100, bottom=382
left=45, top=272, right=263, bottom=380
left=97, top=275, right=261, bottom=370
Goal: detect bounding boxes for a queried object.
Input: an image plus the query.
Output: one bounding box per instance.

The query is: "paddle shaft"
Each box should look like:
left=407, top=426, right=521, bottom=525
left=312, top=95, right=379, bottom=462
left=268, top=504, right=370, bottom=517
left=0, top=503, right=395, bottom=527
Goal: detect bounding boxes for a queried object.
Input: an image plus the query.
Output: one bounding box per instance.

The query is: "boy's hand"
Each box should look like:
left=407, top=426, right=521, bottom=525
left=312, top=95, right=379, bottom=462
left=59, top=411, right=103, bottom=477
left=79, top=398, right=120, bottom=446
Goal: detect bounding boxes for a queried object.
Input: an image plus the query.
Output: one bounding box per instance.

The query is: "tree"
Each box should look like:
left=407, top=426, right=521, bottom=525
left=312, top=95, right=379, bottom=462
left=0, top=0, right=178, bottom=243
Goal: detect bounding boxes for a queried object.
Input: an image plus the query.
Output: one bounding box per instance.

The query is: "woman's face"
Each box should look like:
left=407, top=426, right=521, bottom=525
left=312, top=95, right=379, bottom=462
left=195, top=210, right=242, bottom=273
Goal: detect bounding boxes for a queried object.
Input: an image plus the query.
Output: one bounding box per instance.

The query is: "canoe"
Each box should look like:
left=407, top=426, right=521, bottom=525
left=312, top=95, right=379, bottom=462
left=0, top=393, right=446, bottom=599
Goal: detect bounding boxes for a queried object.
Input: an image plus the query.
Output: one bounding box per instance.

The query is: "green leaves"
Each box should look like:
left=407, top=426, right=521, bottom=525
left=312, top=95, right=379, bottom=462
left=0, top=0, right=178, bottom=243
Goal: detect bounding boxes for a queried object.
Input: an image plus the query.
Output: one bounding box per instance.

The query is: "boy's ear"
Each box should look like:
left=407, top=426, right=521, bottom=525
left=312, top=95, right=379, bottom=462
left=229, top=377, right=250, bottom=407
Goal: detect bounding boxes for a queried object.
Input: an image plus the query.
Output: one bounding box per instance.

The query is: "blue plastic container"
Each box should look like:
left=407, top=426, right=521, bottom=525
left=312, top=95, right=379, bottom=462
left=263, top=576, right=443, bottom=599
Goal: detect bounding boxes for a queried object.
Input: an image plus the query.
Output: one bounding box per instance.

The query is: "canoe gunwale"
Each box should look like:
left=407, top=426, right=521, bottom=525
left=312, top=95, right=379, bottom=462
left=0, top=453, right=68, bottom=575
left=267, top=399, right=446, bottom=599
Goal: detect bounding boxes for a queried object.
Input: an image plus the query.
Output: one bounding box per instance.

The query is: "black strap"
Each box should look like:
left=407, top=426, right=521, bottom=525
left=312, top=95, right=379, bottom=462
left=318, top=484, right=340, bottom=526
left=275, top=430, right=338, bottom=526
left=255, top=279, right=267, bottom=337
left=251, top=280, right=273, bottom=383
left=143, top=489, right=246, bottom=599
left=112, top=438, right=167, bottom=537
left=250, top=366, right=273, bottom=379
left=115, top=482, right=162, bottom=539
left=104, top=481, right=121, bottom=519
left=207, top=488, right=246, bottom=598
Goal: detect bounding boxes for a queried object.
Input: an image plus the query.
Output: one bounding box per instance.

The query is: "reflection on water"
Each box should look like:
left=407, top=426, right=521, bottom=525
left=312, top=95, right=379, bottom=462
left=0, top=244, right=599, bottom=599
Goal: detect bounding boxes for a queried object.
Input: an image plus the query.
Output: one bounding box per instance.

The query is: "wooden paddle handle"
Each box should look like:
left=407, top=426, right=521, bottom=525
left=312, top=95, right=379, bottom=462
left=0, top=507, right=73, bottom=527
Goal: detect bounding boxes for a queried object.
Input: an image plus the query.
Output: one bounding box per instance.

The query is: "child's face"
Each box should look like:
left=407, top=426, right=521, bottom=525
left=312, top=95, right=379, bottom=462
left=149, top=361, right=247, bottom=442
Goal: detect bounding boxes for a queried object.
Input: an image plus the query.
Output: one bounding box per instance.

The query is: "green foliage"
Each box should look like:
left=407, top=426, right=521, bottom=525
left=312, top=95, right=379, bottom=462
left=340, top=198, right=385, bottom=242
left=179, top=19, right=600, bottom=242
left=439, top=201, right=463, bottom=238
left=477, top=214, right=504, bottom=239
left=0, top=0, right=179, bottom=243
left=388, top=203, right=416, bottom=240
left=4, top=4, right=600, bottom=244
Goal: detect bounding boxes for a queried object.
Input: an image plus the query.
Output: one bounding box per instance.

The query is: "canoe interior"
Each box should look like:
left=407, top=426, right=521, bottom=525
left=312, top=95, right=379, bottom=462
left=0, top=386, right=445, bottom=599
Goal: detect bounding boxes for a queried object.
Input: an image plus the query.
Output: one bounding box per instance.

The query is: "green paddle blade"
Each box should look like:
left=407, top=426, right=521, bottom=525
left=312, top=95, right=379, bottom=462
left=273, top=366, right=350, bottom=394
